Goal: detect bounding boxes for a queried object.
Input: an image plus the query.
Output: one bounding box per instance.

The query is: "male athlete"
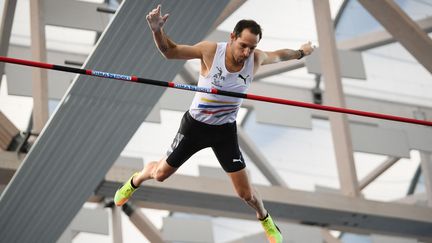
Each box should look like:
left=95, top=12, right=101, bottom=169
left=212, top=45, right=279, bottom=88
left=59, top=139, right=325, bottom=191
left=115, top=5, right=314, bottom=242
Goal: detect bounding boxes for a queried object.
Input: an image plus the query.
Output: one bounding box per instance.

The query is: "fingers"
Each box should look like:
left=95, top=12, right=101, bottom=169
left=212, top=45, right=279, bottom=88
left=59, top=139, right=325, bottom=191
left=162, top=13, right=169, bottom=23
left=146, top=5, right=168, bottom=31
left=148, top=5, right=161, bottom=16
left=304, top=41, right=316, bottom=49
left=147, top=5, right=160, bottom=21
left=308, top=41, right=317, bottom=49
left=300, top=41, right=316, bottom=55
left=308, top=41, right=316, bottom=49
left=148, top=4, right=166, bottom=20
left=156, top=4, right=161, bottom=15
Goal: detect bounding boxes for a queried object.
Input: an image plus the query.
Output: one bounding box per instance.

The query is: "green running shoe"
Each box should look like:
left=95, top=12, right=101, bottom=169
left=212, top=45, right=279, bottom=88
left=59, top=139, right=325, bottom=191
left=260, top=213, right=283, bottom=243
left=114, top=172, right=140, bottom=206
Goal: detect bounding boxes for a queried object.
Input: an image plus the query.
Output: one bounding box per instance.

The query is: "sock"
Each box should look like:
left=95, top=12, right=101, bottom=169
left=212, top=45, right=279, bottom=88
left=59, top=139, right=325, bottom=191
left=259, top=212, right=269, bottom=221
left=130, top=177, right=138, bottom=189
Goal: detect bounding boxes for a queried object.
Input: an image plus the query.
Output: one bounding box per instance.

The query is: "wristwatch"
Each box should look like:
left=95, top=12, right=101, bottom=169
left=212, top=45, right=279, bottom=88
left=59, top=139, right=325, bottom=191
left=297, top=49, right=305, bottom=60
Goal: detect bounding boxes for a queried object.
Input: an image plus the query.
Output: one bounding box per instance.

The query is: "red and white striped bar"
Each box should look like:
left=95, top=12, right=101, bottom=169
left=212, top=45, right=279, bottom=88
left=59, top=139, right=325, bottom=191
left=1, top=55, right=431, bottom=127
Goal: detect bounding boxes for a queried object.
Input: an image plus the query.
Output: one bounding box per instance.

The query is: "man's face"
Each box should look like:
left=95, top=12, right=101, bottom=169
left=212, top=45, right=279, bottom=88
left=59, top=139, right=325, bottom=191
left=230, top=28, right=259, bottom=65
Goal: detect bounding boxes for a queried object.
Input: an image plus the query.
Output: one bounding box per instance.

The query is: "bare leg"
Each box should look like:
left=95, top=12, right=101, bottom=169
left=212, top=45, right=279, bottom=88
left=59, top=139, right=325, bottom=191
left=228, top=168, right=283, bottom=242
left=227, top=168, right=267, bottom=219
left=133, top=157, right=177, bottom=186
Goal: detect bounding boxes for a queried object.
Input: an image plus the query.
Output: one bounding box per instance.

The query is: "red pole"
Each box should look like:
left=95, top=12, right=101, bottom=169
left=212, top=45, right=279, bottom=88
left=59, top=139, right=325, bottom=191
left=1, top=55, right=431, bottom=127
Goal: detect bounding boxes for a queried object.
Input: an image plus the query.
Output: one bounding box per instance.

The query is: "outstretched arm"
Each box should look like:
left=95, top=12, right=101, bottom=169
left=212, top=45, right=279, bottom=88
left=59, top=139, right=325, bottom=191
left=255, top=41, right=315, bottom=66
left=146, top=4, right=204, bottom=60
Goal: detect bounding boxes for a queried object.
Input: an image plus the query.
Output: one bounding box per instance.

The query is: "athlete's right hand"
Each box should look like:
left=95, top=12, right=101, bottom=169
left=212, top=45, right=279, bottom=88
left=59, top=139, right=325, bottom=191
left=146, top=4, right=169, bottom=33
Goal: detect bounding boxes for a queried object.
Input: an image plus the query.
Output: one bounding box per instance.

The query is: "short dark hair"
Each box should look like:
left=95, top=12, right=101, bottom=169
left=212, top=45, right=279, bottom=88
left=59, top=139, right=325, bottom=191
left=233, top=19, right=262, bottom=40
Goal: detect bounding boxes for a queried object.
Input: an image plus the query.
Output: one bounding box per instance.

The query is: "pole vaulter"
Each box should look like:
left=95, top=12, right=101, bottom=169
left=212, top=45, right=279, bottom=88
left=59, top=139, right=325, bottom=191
left=1, top=55, right=431, bottom=127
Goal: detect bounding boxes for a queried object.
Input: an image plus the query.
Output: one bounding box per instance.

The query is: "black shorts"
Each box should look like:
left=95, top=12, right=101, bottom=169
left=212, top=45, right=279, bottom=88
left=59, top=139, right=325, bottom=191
left=166, top=111, right=246, bottom=173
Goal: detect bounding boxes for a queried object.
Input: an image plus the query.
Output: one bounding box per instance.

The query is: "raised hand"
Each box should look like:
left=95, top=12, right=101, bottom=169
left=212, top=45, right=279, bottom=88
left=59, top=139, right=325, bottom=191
left=146, top=4, right=169, bottom=32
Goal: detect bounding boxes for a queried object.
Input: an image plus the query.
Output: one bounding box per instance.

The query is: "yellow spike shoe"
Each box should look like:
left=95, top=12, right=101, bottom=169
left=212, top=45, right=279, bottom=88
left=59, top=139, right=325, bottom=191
left=114, top=172, right=140, bottom=206
left=260, top=213, right=283, bottom=243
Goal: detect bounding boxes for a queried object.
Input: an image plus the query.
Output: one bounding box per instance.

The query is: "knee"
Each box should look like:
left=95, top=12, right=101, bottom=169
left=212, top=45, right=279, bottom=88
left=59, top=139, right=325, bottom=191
left=143, top=162, right=157, bottom=172
left=237, top=190, right=253, bottom=202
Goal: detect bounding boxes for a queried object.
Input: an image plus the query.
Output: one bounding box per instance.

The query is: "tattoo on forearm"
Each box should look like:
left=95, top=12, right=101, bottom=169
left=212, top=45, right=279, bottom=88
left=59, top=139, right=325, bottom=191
left=159, top=43, right=168, bottom=53
left=160, top=36, right=177, bottom=54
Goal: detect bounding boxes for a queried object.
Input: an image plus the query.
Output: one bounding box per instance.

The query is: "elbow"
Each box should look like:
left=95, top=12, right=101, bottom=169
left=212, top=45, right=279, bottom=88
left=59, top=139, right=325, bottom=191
left=162, top=51, right=175, bottom=59
left=160, top=52, right=170, bottom=59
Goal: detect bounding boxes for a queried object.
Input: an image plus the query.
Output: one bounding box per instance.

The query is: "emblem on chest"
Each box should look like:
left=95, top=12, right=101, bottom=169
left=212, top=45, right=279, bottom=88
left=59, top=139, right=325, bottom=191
left=211, top=67, right=225, bottom=88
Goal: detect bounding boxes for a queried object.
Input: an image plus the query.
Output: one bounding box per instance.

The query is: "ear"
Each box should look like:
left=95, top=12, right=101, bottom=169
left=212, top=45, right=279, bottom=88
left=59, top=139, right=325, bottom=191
left=230, top=32, right=236, bottom=42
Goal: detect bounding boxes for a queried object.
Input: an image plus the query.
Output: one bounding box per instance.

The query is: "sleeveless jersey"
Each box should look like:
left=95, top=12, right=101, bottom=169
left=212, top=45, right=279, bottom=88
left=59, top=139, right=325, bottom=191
left=189, top=42, right=254, bottom=125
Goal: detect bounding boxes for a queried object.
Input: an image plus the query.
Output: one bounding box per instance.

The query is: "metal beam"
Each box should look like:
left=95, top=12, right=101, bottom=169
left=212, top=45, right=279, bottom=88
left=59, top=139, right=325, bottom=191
left=338, top=16, right=432, bottom=51
left=407, top=165, right=422, bottom=196
left=122, top=203, right=164, bottom=243
left=111, top=205, right=123, bottom=243
left=0, top=151, right=19, bottom=185
left=358, top=0, right=432, bottom=74
left=313, top=0, right=360, bottom=197
left=57, top=226, right=72, bottom=243
left=415, top=111, right=432, bottom=207
left=394, top=193, right=427, bottom=206
left=0, top=0, right=17, bottom=79
left=96, top=173, right=432, bottom=241
left=30, top=0, right=49, bottom=132
left=358, top=157, right=400, bottom=190
left=419, top=152, right=432, bottom=207
left=0, top=112, right=19, bottom=150
left=2, top=153, right=431, bottom=240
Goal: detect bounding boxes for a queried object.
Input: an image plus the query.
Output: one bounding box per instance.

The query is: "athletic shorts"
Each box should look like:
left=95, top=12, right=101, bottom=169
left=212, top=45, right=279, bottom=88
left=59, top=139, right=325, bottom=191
left=166, top=111, right=246, bottom=173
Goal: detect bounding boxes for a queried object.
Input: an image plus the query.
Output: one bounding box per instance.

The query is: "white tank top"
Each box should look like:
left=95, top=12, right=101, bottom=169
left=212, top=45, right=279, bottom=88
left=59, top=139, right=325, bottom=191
left=189, top=42, right=254, bottom=125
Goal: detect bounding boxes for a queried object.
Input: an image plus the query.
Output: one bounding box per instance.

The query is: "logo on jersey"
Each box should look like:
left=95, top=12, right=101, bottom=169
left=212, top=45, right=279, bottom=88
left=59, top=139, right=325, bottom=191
left=211, top=67, right=225, bottom=88
left=237, top=74, right=250, bottom=85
